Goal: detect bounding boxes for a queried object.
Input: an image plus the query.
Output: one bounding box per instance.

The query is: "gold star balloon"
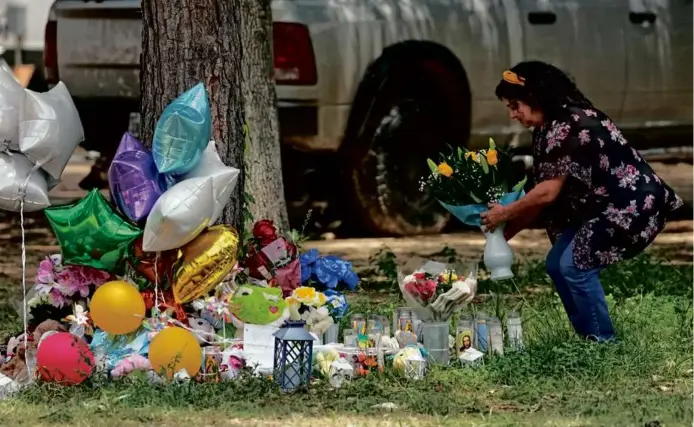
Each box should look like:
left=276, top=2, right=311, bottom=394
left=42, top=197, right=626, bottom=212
left=45, top=189, right=142, bottom=272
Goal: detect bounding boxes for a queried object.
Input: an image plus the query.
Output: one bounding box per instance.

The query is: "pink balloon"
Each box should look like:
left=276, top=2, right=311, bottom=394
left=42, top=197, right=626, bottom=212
left=36, top=332, right=95, bottom=385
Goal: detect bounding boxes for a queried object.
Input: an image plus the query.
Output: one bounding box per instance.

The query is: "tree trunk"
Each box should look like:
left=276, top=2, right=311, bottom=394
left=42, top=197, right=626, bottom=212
left=239, top=0, right=290, bottom=231
left=140, top=0, right=246, bottom=232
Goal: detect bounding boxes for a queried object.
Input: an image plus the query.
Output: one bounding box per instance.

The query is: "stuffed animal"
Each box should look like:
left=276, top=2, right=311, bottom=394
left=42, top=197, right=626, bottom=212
left=187, top=316, right=215, bottom=345
left=111, top=354, right=152, bottom=379
left=0, top=342, right=28, bottom=382
left=33, top=319, right=67, bottom=346
left=0, top=319, right=68, bottom=382
left=302, top=306, right=334, bottom=337
left=219, top=348, right=245, bottom=380
left=229, top=285, right=289, bottom=329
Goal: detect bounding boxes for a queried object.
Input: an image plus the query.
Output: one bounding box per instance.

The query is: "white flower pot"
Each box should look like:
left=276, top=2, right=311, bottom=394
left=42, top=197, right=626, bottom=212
left=482, top=226, right=514, bottom=281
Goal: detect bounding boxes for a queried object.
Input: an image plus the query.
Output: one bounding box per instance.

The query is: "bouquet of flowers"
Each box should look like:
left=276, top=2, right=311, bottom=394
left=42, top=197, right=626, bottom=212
left=285, top=286, right=335, bottom=336
left=421, top=139, right=526, bottom=280
left=241, top=219, right=301, bottom=296
left=25, top=254, right=113, bottom=324
left=299, top=249, right=359, bottom=292
left=398, top=259, right=477, bottom=321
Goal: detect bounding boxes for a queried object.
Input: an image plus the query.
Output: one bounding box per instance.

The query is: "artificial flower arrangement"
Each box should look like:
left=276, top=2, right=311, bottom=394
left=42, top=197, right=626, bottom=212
left=420, top=139, right=526, bottom=281
left=285, top=286, right=335, bottom=336
left=297, top=249, right=354, bottom=329
left=240, top=219, right=301, bottom=296
left=25, top=254, right=113, bottom=325
left=299, top=249, right=359, bottom=292
left=398, top=259, right=478, bottom=321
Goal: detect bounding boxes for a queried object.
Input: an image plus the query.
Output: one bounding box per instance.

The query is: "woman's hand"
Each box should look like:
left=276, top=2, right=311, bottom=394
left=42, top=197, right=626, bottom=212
left=480, top=203, right=510, bottom=232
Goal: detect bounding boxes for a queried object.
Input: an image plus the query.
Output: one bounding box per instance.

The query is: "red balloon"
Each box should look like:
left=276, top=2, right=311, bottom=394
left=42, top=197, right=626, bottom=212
left=36, top=332, right=95, bottom=385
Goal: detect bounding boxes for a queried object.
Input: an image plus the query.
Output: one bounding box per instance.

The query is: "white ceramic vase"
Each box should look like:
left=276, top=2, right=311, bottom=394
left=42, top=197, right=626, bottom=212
left=482, top=226, right=514, bottom=281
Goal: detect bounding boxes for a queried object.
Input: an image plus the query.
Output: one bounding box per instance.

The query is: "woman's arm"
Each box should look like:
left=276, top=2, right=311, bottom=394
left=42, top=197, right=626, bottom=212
left=504, top=177, right=565, bottom=221
left=481, top=177, right=566, bottom=233
left=503, top=205, right=544, bottom=241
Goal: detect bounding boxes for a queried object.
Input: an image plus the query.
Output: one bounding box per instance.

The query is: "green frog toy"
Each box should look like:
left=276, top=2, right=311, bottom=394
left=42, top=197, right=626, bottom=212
left=229, top=285, right=289, bottom=330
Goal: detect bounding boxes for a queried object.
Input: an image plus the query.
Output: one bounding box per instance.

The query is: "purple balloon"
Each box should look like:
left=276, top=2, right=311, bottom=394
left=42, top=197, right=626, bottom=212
left=115, top=132, right=144, bottom=157
left=108, top=133, right=169, bottom=223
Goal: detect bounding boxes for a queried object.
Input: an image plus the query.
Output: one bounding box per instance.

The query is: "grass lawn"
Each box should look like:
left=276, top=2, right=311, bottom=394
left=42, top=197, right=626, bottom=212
left=0, top=249, right=691, bottom=427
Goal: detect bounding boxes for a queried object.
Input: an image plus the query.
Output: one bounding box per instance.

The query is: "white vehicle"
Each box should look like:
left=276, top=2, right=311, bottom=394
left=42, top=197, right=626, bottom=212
left=46, top=0, right=692, bottom=235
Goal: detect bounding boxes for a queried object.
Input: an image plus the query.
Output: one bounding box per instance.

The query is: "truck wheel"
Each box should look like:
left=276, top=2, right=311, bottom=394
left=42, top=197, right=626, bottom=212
left=344, top=58, right=470, bottom=236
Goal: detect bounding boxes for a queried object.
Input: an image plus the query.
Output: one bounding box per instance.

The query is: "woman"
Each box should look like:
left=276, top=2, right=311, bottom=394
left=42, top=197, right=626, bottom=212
left=480, top=61, right=683, bottom=342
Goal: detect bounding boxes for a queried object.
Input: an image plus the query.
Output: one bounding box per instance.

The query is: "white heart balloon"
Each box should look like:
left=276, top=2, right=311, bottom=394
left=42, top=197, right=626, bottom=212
left=19, top=82, right=84, bottom=179
left=0, top=152, right=51, bottom=212
left=0, top=63, right=24, bottom=151
left=142, top=176, right=215, bottom=252
left=182, top=141, right=239, bottom=225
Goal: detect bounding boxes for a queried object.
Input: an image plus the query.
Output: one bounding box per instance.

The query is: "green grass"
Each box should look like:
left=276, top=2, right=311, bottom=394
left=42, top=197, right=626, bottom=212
left=0, top=252, right=691, bottom=426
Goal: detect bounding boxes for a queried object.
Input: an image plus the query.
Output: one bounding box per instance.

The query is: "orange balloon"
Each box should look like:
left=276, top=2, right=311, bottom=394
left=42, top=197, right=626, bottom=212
left=148, top=327, right=202, bottom=379
left=90, top=280, right=145, bottom=335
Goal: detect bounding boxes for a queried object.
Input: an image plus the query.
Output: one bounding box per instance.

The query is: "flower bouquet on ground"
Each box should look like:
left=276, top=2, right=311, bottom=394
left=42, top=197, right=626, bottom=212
left=397, top=258, right=478, bottom=322
left=285, top=286, right=335, bottom=337
left=421, top=138, right=526, bottom=280
left=22, top=254, right=113, bottom=326
left=295, top=249, right=359, bottom=339
left=240, top=219, right=301, bottom=296
left=299, top=249, right=359, bottom=292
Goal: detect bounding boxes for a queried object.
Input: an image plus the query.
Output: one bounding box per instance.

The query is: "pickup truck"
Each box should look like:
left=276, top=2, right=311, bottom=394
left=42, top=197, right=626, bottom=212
left=45, top=0, right=692, bottom=236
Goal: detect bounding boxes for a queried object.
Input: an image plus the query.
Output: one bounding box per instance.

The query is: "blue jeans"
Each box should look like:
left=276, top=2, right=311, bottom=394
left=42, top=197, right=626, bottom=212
left=546, top=229, right=615, bottom=341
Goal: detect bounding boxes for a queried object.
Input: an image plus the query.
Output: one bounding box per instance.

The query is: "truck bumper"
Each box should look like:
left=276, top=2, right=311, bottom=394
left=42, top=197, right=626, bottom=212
left=278, top=101, right=349, bottom=152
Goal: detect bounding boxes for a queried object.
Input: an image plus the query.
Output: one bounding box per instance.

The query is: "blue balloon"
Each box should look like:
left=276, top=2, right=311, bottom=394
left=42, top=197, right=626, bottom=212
left=439, top=191, right=525, bottom=227
left=152, top=83, right=211, bottom=175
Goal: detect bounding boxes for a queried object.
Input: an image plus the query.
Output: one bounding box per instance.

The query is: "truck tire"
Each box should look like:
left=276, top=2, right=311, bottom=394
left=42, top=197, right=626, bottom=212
left=343, top=48, right=471, bottom=236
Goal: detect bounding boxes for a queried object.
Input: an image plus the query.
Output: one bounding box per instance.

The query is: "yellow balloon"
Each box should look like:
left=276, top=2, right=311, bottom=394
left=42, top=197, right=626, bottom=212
left=90, top=280, right=145, bottom=335
left=172, top=225, right=239, bottom=304
left=148, top=327, right=202, bottom=378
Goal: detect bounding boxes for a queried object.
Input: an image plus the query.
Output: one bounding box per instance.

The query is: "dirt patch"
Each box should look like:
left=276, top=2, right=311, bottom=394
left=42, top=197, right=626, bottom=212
left=306, top=221, right=693, bottom=269
left=0, top=209, right=689, bottom=294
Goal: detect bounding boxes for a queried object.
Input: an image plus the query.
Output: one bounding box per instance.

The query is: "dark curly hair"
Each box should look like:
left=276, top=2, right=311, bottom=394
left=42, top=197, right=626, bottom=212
left=494, top=61, right=594, bottom=121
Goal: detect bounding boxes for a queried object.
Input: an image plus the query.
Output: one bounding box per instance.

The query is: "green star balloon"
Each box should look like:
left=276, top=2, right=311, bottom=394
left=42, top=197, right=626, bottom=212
left=45, top=189, right=142, bottom=272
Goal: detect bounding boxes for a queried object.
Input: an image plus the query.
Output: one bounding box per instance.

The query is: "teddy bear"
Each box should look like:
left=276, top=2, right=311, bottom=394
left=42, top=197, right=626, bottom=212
left=33, top=319, right=67, bottom=346
left=0, top=319, right=67, bottom=382
left=0, top=341, right=28, bottom=382
left=187, top=316, right=215, bottom=345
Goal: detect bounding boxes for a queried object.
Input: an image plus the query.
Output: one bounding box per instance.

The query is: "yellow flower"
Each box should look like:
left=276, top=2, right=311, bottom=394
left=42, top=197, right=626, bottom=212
left=438, top=270, right=458, bottom=283
left=293, top=286, right=317, bottom=304
left=437, top=162, right=453, bottom=177
left=315, top=292, right=327, bottom=306
left=486, top=149, right=499, bottom=166
left=465, top=151, right=480, bottom=163
left=285, top=296, right=299, bottom=306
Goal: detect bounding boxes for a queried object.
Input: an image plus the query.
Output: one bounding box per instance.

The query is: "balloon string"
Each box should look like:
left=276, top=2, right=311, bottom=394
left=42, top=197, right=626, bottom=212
left=154, top=252, right=160, bottom=310
left=167, top=316, right=237, bottom=346
left=19, top=199, right=28, bottom=375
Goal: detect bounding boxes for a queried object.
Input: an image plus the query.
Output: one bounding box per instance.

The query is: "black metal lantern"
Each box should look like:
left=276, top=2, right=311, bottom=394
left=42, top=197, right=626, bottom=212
left=273, top=320, right=314, bottom=392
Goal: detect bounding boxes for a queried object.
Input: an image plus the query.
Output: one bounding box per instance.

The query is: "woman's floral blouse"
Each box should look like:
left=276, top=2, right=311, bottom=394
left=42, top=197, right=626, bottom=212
left=533, top=106, right=683, bottom=270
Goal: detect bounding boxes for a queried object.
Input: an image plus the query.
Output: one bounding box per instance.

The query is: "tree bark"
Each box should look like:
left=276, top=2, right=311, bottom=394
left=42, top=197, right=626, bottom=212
left=140, top=0, right=246, bottom=232
left=239, top=0, right=290, bottom=231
